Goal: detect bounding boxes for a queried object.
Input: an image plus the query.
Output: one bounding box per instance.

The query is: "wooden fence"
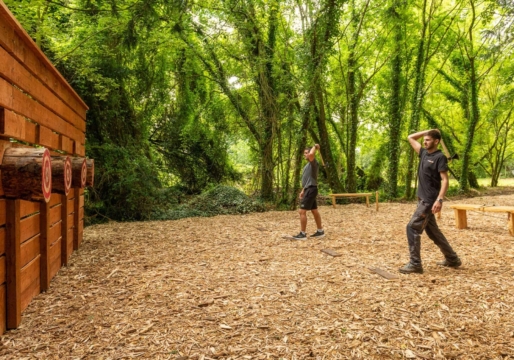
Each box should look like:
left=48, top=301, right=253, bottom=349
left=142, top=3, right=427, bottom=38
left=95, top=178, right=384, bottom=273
left=0, top=1, right=91, bottom=333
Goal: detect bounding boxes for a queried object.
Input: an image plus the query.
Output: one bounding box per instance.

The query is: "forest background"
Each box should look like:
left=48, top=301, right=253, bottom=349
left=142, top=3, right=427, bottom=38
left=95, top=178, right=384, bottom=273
left=5, top=0, right=514, bottom=222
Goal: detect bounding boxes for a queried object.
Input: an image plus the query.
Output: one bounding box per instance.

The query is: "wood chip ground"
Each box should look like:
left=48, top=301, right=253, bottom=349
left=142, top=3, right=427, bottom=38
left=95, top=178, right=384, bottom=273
left=2, top=194, right=514, bottom=359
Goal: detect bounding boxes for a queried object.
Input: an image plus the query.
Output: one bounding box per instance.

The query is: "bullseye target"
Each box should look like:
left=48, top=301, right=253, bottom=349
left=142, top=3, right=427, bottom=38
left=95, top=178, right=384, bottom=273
left=41, top=149, right=52, bottom=202
left=64, top=156, right=72, bottom=195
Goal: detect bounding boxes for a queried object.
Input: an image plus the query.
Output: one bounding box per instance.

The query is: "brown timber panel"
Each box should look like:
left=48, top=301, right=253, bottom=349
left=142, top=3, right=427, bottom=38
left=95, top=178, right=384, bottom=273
left=20, top=200, right=39, bottom=219
left=49, top=204, right=61, bottom=226
left=20, top=213, right=39, bottom=243
left=0, top=227, right=4, bottom=254
left=0, top=284, right=5, bottom=335
left=0, top=45, right=86, bottom=131
left=20, top=255, right=40, bottom=312
left=74, top=141, right=85, bottom=157
left=48, top=238, right=61, bottom=280
left=0, top=199, right=5, bottom=225
left=0, top=77, right=85, bottom=144
left=49, top=193, right=61, bottom=207
left=37, top=125, right=60, bottom=150
left=0, top=255, right=5, bottom=284
left=59, top=135, right=73, bottom=154
left=67, top=227, right=73, bottom=258
left=49, top=221, right=61, bottom=245
left=0, top=4, right=88, bottom=119
left=20, top=234, right=39, bottom=269
left=0, top=108, right=37, bottom=144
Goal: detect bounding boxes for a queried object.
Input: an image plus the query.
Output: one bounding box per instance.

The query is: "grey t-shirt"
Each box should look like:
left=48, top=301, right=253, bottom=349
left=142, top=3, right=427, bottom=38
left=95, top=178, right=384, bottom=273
left=302, top=159, right=319, bottom=188
left=417, top=148, right=448, bottom=203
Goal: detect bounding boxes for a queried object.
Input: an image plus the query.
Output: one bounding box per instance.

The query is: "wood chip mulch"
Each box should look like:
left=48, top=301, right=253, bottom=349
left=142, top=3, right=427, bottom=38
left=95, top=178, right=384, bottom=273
left=2, top=194, right=514, bottom=359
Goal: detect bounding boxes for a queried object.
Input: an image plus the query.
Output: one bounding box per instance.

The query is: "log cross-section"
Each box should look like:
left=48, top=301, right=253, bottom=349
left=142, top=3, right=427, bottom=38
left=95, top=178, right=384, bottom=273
left=71, top=157, right=87, bottom=188
left=51, top=156, right=72, bottom=196
left=1, top=148, right=52, bottom=202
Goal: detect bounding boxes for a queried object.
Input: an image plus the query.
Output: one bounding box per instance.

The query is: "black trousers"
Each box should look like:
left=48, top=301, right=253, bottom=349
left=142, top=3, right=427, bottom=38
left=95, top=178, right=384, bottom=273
left=406, top=200, right=458, bottom=267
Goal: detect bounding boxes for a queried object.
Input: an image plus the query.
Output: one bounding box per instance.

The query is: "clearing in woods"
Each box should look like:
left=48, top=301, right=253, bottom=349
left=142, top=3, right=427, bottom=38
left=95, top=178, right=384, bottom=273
left=2, top=193, right=514, bottom=359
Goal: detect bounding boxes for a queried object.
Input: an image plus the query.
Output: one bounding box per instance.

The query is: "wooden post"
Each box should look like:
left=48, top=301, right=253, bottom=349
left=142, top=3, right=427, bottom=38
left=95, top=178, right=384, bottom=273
left=509, top=212, right=513, bottom=236
left=331, top=195, right=336, bottom=208
left=73, top=188, right=84, bottom=250
left=365, top=195, right=370, bottom=207
left=5, top=199, right=21, bottom=329
left=60, top=194, right=70, bottom=266
left=375, top=191, right=379, bottom=211
left=453, top=209, right=467, bottom=229
left=39, top=201, right=50, bottom=292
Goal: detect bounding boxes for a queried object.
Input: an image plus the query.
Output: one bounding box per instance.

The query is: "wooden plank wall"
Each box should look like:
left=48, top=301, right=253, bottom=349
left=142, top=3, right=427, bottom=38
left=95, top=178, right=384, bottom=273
left=0, top=1, right=89, bottom=333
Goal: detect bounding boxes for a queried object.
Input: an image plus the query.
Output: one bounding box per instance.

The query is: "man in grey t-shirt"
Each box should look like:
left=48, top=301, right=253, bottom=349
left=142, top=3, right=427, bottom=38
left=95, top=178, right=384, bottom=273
left=291, top=144, right=325, bottom=240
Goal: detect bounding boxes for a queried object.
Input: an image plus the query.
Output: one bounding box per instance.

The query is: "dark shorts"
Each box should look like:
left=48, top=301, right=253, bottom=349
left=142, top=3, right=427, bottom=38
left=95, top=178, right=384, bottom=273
left=300, top=186, right=318, bottom=210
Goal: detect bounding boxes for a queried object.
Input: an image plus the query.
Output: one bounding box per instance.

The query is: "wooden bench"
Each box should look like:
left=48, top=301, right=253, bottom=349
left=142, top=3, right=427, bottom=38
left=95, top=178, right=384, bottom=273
left=449, top=204, right=514, bottom=236
left=330, top=191, right=379, bottom=211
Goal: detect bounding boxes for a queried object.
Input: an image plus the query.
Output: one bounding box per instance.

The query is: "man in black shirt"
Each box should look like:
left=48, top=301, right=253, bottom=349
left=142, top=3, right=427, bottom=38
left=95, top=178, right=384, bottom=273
left=399, top=129, right=461, bottom=274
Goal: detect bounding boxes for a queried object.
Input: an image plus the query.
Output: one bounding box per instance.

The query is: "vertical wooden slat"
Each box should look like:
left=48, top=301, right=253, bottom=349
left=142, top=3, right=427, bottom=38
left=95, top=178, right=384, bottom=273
left=61, top=194, right=69, bottom=266
left=73, top=188, right=82, bottom=250
left=40, top=201, right=50, bottom=291
left=6, top=199, right=21, bottom=329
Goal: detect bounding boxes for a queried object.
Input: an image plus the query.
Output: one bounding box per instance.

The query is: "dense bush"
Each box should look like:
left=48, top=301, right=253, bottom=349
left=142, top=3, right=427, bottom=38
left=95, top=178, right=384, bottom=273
left=152, top=185, right=266, bottom=220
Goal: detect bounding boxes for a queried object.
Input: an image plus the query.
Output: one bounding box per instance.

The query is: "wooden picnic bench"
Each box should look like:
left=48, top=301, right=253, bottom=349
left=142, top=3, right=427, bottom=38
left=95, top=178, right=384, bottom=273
left=449, top=204, right=514, bottom=236
left=330, top=191, right=379, bottom=211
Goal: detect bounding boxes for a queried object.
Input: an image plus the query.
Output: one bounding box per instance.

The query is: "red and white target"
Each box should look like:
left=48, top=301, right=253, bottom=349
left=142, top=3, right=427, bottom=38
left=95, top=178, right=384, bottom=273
left=81, top=159, right=87, bottom=188
left=41, top=148, right=52, bottom=202
left=64, top=156, right=72, bottom=195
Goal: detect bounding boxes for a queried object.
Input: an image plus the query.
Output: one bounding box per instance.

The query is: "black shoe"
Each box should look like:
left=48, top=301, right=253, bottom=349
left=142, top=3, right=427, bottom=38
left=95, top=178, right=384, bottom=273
left=310, top=230, right=325, bottom=238
left=292, top=232, right=307, bottom=240
left=437, top=257, right=462, bottom=268
left=399, top=263, right=423, bottom=274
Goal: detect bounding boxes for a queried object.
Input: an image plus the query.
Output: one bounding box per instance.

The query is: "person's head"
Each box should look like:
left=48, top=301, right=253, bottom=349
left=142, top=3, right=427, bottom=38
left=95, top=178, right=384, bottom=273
left=303, top=147, right=312, bottom=160
left=423, top=130, right=441, bottom=151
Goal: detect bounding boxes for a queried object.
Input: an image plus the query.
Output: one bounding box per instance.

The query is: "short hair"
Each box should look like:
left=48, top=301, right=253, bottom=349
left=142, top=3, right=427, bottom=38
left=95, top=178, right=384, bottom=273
left=304, top=147, right=312, bottom=152
left=426, top=130, right=441, bottom=141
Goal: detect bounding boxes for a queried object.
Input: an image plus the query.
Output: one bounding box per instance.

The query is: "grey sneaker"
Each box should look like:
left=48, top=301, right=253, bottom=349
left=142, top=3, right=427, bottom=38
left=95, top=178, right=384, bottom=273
left=399, top=263, right=424, bottom=274
left=310, top=230, right=325, bottom=238
left=292, top=232, right=307, bottom=240
left=437, top=257, right=462, bottom=268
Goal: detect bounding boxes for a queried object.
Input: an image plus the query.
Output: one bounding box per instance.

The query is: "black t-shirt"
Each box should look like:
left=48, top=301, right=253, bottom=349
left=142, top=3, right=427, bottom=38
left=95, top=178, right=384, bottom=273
left=417, top=148, right=448, bottom=203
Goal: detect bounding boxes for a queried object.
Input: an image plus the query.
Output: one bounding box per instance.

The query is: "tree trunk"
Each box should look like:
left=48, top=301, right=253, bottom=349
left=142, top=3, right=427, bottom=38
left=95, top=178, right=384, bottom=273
left=387, top=0, right=404, bottom=199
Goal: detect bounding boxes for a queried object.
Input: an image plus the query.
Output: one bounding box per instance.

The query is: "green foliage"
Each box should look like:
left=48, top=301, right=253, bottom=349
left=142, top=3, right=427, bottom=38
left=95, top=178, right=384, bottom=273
left=153, top=185, right=266, bottom=220
left=86, top=144, right=163, bottom=222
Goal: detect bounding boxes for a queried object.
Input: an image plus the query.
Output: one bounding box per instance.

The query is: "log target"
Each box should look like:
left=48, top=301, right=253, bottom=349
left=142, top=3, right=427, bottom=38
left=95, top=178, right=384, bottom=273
left=1, top=147, right=52, bottom=202
left=51, top=156, right=72, bottom=195
left=71, top=157, right=87, bottom=188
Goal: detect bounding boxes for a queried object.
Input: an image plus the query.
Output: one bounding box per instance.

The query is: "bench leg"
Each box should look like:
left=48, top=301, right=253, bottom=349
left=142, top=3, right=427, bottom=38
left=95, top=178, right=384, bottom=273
left=366, top=196, right=369, bottom=207
left=453, top=209, right=467, bottom=229
left=331, top=196, right=336, bottom=209
left=375, top=191, right=379, bottom=211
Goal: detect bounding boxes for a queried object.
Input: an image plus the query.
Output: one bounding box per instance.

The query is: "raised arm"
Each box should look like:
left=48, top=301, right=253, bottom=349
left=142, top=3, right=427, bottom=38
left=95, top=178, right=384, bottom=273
left=407, top=130, right=428, bottom=154
left=306, top=144, right=319, bottom=162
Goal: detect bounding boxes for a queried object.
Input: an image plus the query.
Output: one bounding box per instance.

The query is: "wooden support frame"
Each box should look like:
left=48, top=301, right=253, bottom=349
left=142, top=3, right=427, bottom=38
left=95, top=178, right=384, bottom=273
left=39, top=201, right=51, bottom=292
left=5, top=199, right=21, bottom=329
